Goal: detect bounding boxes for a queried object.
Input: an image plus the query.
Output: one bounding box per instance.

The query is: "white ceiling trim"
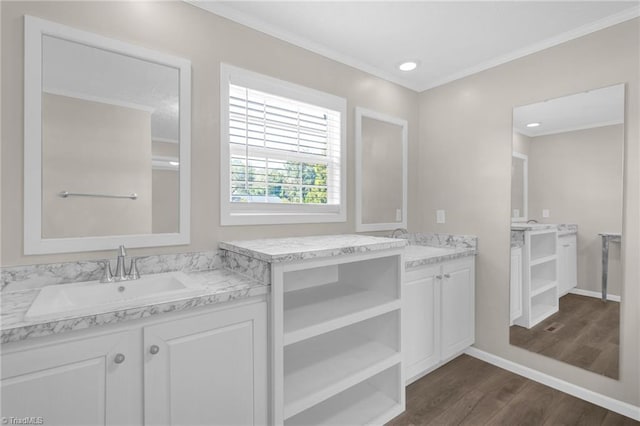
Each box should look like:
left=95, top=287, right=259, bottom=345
left=427, top=5, right=640, bottom=92
left=185, top=0, right=420, bottom=90
left=519, top=119, right=624, bottom=138
left=186, top=1, right=640, bottom=93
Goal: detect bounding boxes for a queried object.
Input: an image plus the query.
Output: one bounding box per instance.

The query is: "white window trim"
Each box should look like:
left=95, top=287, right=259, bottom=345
left=220, top=64, right=347, bottom=226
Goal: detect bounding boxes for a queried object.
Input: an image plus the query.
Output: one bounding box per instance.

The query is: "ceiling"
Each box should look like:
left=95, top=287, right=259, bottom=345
left=513, top=84, right=625, bottom=137
left=188, top=1, right=639, bottom=92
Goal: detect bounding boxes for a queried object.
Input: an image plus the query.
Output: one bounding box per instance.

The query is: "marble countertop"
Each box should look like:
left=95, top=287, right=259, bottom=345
left=1, top=269, right=267, bottom=344
left=404, top=245, right=476, bottom=269
left=510, top=223, right=558, bottom=231
left=220, top=234, right=407, bottom=263
left=510, top=223, right=578, bottom=236
left=2, top=233, right=476, bottom=344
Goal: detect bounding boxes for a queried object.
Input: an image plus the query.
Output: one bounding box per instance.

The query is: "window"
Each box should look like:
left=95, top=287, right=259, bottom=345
left=220, top=64, right=347, bottom=225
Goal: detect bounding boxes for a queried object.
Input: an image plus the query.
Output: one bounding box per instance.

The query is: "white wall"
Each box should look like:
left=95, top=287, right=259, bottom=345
left=1, top=0, right=419, bottom=265
left=418, top=18, right=639, bottom=405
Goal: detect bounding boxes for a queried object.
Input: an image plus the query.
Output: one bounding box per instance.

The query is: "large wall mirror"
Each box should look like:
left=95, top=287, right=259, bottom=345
left=509, top=84, right=624, bottom=379
left=355, top=107, right=407, bottom=232
left=24, top=16, right=191, bottom=254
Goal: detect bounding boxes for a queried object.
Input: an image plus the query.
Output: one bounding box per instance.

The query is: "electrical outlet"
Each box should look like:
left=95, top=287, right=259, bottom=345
left=513, top=209, right=520, bottom=217
left=436, top=209, right=446, bottom=224
left=542, top=209, right=550, bottom=218
left=395, top=209, right=402, bottom=222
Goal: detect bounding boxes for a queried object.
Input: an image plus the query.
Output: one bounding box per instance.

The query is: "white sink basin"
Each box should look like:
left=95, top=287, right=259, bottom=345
left=24, top=271, right=205, bottom=322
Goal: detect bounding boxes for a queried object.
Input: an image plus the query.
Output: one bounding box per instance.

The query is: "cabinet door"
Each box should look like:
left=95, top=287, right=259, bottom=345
left=441, top=258, right=475, bottom=360
left=510, top=247, right=523, bottom=324
left=144, top=301, right=267, bottom=426
left=558, top=235, right=578, bottom=296
left=1, top=330, right=140, bottom=426
left=403, top=265, right=440, bottom=383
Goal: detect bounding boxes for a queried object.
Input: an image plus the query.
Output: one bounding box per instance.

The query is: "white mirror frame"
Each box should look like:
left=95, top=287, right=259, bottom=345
left=511, top=151, right=528, bottom=223
left=355, top=107, right=408, bottom=232
left=24, top=16, right=191, bottom=254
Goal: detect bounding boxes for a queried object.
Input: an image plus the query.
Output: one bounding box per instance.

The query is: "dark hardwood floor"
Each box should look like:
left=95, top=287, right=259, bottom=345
left=510, top=293, right=619, bottom=379
left=387, top=355, right=638, bottom=426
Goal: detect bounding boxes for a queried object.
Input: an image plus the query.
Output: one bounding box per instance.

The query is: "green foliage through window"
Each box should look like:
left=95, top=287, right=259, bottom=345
left=231, top=157, right=327, bottom=204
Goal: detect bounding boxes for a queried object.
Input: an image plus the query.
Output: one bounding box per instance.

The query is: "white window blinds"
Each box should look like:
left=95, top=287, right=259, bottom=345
left=228, top=84, right=342, bottom=206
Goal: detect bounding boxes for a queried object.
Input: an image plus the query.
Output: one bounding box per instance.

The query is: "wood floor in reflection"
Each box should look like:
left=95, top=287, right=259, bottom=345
left=510, top=293, right=619, bottom=379
left=387, top=355, right=638, bottom=426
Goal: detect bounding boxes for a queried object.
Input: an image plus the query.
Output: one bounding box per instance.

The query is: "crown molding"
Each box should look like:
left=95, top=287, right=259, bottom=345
left=519, top=119, right=625, bottom=138
left=420, top=5, right=640, bottom=92
left=185, top=1, right=640, bottom=94
left=184, top=0, right=422, bottom=91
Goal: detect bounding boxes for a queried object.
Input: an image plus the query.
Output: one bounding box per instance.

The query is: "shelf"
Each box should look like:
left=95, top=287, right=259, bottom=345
left=285, top=380, right=402, bottom=426
left=530, top=279, right=557, bottom=297
left=284, top=329, right=400, bottom=419
left=529, top=231, right=557, bottom=261
left=284, top=282, right=399, bottom=346
left=530, top=303, right=558, bottom=325
left=530, top=255, right=557, bottom=266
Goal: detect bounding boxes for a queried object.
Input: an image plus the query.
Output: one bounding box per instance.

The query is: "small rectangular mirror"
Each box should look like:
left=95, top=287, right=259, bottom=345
left=24, top=16, right=191, bottom=254
left=355, top=108, right=408, bottom=232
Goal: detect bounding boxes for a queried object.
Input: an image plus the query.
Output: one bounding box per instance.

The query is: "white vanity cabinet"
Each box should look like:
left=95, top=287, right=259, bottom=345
left=558, top=234, right=578, bottom=296
left=1, top=329, right=141, bottom=426
left=403, top=256, right=475, bottom=383
left=1, top=299, right=268, bottom=426
left=510, top=246, right=523, bottom=324
left=403, top=264, right=440, bottom=381
left=144, top=301, right=267, bottom=426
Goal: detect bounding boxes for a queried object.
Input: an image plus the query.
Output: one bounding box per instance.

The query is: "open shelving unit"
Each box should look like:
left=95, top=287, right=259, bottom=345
left=272, top=251, right=405, bottom=425
left=283, top=282, right=399, bottom=345
left=514, top=228, right=559, bottom=329
left=284, top=365, right=402, bottom=426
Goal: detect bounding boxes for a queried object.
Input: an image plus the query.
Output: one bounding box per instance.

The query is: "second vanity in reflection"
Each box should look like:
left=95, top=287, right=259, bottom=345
left=510, top=223, right=578, bottom=328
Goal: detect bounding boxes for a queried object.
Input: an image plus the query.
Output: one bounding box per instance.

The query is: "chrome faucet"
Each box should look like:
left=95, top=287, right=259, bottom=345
left=391, top=228, right=408, bottom=238
left=115, top=245, right=128, bottom=281
left=100, top=245, right=140, bottom=283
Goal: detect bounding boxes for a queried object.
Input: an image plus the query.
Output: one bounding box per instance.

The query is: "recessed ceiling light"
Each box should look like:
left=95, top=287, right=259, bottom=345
left=526, top=122, right=541, bottom=128
left=398, top=61, right=418, bottom=72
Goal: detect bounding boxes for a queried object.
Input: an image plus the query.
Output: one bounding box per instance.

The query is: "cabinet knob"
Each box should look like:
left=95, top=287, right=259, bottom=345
left=149, top=345, right=160, bottom=355
left=114, top=353, right=126, bottom=364
left=436, top=275, right=443, bottom=280
left=444, top=273, right=451, bottom=278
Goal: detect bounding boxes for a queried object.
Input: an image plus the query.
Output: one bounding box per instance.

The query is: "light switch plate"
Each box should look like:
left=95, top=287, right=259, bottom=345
left=542, top=209, right=550, bottom=218
left=395, top=209, right=402, bottom=222
left=436, top=209, right=446, bottom=224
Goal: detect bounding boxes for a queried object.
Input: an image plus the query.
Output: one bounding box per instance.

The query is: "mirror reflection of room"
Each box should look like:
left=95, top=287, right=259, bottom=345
left=355, top=107, right=408, bottom=232
left=509, top=84, right=624, bottom=379
left=41, top=35, right=181, bottom=238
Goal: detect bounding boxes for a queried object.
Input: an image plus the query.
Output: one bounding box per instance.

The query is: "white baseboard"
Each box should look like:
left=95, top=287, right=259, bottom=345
left=569, top=288, right=621, bottom=302
left=464, top=347, right=640, bottom=421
